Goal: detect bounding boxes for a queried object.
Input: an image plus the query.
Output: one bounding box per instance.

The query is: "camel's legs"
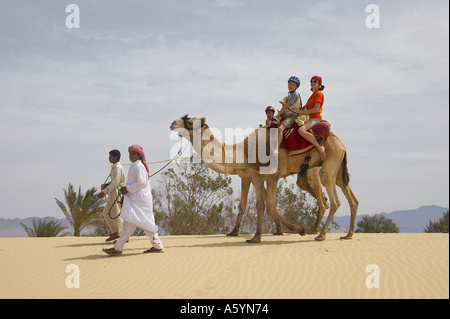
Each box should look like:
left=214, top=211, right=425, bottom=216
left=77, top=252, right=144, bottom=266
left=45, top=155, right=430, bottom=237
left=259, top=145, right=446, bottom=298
left=228, top=177, right=283, bottom=237
left=297, top=167, right=327, bottom=234
left=297, top=148, right=358, bottom=240
left=273, top=220, right=283, bottom=235
left=267, top=182, right=283, bottom=235
left=227, top=176, right=252, bottom=236
left=313, top=144, right=345, bottom=241
left=246, top=175, right=265, bottom=243
left=337, top=180, right=359, bottom=240
left=315, top=175, right=340, bottom=241
left=265, top=175, right=307, bottom=237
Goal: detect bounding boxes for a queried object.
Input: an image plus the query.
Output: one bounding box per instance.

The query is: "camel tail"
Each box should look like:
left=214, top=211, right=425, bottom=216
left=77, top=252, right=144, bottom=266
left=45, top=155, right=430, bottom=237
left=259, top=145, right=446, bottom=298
left=340, top=151, right=350, bottom=186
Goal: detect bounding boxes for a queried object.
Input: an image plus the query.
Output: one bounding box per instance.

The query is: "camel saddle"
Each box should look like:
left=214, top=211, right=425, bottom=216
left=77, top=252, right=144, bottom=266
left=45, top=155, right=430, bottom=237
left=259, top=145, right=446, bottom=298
left=282, top=120, right=331, bottom=156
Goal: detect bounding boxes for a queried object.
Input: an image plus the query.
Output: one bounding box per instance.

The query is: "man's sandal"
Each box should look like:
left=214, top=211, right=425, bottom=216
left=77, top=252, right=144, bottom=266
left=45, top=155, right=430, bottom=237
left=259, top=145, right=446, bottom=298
left=143, top=247, right=164, bottom=254
left=102, top=247, right=122, bottom=256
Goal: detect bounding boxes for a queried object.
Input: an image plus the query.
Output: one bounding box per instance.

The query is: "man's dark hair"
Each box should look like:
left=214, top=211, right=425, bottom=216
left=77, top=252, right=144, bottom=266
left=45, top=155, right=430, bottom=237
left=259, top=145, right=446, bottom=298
left=109, top=149, right=121, bottom=161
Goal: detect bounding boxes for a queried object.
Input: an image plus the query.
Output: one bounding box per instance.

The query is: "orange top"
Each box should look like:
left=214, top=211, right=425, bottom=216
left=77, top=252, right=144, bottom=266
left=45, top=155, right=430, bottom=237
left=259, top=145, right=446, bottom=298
left=304, top=90, right=324, bottom=120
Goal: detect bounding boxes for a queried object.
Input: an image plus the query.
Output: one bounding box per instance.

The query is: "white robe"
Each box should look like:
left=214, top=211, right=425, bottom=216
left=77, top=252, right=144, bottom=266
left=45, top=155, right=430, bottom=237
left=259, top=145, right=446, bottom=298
left=120, top=160, right=158, bottom=233
left=114, top=160, right=163, bottom=251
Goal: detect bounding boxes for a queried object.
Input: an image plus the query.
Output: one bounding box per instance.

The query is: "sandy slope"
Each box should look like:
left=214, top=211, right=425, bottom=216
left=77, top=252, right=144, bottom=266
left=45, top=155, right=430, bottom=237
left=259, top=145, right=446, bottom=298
left=0, top=233, right=448, bottom=299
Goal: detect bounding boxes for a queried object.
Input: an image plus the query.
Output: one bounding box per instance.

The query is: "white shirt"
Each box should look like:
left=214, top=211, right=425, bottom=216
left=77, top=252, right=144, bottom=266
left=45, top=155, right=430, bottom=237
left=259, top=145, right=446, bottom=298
left=103, top=162, right=126, bottom=195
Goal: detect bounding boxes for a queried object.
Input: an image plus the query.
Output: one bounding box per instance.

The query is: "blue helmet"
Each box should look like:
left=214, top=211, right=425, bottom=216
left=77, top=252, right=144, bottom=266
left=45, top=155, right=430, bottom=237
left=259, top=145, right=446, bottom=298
left=288, top=76, right=300, bottom=86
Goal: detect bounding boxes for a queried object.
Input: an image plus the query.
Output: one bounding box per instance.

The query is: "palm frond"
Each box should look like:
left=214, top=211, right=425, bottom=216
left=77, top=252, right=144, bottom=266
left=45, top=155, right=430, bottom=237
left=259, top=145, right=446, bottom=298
left=55, top=183, right=106, bottom=236
left=20, top=219, right=69, bottom=237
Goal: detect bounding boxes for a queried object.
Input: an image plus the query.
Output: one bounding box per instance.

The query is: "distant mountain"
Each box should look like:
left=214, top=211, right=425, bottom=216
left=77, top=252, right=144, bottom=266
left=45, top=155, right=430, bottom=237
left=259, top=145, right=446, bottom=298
left=0, top=205, right=448, bottom=237
left=332, top=205, right=448, bottom=233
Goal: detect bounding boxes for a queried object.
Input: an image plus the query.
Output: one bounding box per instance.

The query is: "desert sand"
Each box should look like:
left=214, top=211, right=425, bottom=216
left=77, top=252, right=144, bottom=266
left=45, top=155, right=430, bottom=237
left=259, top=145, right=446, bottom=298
left=0, top=233, right=448, bottom=299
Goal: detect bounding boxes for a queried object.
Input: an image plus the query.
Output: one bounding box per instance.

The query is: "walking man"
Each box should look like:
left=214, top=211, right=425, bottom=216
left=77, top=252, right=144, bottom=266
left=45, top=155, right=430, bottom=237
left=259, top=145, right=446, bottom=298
left=98, top=149, right=125, bottom=242
left=103, top=144, right=163, bottom=256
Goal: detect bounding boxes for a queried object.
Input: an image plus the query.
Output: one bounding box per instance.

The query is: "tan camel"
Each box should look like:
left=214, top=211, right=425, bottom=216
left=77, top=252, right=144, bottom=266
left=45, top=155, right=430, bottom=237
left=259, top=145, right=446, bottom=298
left=170, top=115, right=358, bottom=242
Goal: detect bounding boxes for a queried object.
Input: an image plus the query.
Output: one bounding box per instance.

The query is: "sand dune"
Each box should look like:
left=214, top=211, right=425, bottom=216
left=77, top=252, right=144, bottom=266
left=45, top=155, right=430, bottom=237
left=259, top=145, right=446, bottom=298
left=0, top=233, right=448, bottom=299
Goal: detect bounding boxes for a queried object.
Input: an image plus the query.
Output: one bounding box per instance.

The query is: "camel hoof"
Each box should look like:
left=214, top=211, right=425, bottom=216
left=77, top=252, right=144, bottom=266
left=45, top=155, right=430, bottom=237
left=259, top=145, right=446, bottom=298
left=273, top=231, right=284, bottom=236
left=315, top=235, right=326, bottom=241
left=340, top=235, right=353, bottom=240
left=309, top=230, right=319, bottom=235
left=246, top=237, right=261, bottom=243
left=227, top=232, right=239, bottom=237
left=297, top=225, right=307, bottom=236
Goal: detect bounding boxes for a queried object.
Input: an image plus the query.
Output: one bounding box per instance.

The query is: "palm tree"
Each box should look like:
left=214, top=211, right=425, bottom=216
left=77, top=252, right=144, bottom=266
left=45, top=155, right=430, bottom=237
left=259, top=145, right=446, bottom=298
left=55, top=183, right=106, bottom=236
left=20, top=219, right=70, bottom=237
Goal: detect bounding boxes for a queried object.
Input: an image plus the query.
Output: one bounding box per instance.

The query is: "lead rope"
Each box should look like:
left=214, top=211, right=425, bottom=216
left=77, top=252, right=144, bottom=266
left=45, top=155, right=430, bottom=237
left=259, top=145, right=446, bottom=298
left=149, top=136, right=184, bottom=178
left=108, top=188, right=123, bottom=220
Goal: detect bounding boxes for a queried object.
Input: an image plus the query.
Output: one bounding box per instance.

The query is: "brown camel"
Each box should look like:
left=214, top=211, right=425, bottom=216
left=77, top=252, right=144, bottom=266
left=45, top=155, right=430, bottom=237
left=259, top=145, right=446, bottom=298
left=170, top=115, right=358, bottom=242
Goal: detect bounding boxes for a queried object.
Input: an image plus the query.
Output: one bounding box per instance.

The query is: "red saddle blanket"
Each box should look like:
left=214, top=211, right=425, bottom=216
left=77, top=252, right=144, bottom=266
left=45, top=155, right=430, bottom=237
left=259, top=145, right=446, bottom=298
left=282, top=120, right=331, bottom=155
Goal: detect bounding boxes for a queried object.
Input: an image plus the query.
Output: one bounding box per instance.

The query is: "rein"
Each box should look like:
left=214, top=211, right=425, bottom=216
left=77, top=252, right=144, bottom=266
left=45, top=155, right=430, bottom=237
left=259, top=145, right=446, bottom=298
left=108, top=188, right=123, bottom=220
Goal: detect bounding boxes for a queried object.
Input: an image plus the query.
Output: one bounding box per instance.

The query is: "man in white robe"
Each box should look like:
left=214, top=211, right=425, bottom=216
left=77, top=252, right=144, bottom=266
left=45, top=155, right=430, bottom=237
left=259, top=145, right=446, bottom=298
left=103, top=144, right=163, bottom=256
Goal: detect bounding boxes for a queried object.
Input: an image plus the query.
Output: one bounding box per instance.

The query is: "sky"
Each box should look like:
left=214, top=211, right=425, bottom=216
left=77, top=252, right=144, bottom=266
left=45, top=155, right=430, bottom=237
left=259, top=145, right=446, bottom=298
left=0, top=0, right=448, bottom=219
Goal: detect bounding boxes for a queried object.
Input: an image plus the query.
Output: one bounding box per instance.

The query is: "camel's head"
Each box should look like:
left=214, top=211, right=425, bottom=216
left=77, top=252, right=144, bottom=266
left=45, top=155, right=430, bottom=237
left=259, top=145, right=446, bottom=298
left=170, top=115, right=208, bottom=140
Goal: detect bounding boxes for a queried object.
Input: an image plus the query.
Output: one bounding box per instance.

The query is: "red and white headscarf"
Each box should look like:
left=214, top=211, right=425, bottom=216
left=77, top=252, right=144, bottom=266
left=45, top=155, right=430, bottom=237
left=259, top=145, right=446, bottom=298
left=128, top=144, right=149, bottom=179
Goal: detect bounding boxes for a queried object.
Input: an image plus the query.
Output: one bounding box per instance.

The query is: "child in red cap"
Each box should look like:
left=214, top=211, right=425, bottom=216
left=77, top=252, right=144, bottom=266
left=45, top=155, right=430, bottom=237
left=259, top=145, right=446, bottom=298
left=265, top=106, right=279, bottom=129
